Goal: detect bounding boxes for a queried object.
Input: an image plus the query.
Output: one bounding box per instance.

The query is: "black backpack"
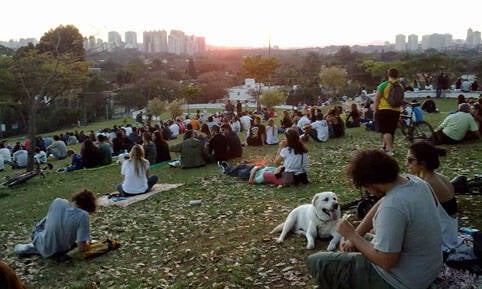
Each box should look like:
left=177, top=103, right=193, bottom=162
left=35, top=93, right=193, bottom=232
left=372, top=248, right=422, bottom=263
left=386, top=81, right=405, bottom=107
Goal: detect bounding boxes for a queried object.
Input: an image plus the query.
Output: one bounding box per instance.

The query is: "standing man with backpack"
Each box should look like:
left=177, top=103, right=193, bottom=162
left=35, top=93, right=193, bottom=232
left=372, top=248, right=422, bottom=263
left=374, top=68, right=404, bottom=156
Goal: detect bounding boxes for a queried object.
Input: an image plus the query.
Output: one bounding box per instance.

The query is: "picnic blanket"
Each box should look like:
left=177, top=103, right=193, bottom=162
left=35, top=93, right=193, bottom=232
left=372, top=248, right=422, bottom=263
left=97, top=183, right=183, bottom=207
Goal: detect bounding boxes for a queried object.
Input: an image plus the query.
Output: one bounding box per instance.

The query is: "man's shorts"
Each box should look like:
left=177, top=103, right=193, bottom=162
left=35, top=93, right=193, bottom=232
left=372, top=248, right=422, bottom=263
left=375, top=109, right=400, bottom=134
left=307, top=252, right=394, bottom=289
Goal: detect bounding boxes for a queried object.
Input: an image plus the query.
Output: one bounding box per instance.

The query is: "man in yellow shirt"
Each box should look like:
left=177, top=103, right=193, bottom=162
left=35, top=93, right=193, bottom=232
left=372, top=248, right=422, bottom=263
left=374, top=68, right=402, bottom=156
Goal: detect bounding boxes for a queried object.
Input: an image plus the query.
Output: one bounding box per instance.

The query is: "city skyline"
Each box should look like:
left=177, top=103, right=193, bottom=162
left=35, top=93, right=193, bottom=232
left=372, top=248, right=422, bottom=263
left=1, top=0, right=480, bottom=48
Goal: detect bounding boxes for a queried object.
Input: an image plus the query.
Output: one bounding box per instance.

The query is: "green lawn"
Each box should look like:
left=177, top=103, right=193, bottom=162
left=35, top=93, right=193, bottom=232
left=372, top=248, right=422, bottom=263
left=1, top=98, right=481, bottom=289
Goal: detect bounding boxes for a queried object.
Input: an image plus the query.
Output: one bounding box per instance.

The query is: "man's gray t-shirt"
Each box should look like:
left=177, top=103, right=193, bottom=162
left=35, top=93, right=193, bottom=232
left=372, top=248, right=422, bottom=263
left=372, top=175, right=442, bottom=289
left=33, top=198, right=90, bottom=257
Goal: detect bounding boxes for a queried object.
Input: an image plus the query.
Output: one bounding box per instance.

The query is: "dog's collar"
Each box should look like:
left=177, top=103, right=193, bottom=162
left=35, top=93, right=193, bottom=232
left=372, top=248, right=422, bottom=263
left=314, top=209, right=330, bottom=223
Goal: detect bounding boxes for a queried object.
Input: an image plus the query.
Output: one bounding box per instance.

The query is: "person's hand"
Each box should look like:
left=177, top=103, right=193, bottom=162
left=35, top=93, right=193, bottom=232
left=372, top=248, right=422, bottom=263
left=336, top=219, right=356, bottom=239
left=339, top=238, right=356, bottom=252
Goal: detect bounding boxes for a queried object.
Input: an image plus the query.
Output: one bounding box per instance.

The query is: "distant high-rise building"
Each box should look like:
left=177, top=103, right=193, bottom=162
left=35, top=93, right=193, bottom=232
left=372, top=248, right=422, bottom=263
left=466, top=28, right=481, bottom=48
left=421, top=33, right=452, bottom=50
left=88, top=36, right=97, bottom=50
left=168, top=30, right=186, bottom=55
left=143, top=30, right=168, bottom=53
left=395, top=34, right=406, bottom=51
left=107, top=31, right=122, bottom=50
left=407, top=34, right=418, bottom=51
left=125, top=31, right=137, bottom=49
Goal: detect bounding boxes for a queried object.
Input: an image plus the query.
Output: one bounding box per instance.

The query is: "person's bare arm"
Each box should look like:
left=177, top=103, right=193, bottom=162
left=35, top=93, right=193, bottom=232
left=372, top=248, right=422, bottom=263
left=248, top=166, right=263, bottom=184
left=374, top=91, right=382, bottom=111
left=340, top=198, right=383, bottom=251
left=337, top=219, right=400, bottom=270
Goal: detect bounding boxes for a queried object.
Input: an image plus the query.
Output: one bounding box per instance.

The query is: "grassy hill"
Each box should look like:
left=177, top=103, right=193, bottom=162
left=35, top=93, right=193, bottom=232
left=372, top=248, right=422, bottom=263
left=1, top=98, right=481, bottom=288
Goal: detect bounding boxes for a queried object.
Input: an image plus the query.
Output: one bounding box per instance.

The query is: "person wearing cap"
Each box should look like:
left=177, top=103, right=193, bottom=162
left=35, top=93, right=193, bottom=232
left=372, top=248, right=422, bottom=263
left=434, top=103, right=479, bottom=144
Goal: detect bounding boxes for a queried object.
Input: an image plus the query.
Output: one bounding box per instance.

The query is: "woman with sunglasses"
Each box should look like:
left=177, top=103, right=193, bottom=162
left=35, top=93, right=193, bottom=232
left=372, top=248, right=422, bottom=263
left=405, top=141, right=462, bottom=251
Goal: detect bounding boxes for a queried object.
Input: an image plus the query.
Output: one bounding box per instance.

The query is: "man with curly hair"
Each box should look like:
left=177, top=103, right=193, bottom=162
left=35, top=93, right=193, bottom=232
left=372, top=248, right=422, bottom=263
left=307, top=149, right=442, bottom=289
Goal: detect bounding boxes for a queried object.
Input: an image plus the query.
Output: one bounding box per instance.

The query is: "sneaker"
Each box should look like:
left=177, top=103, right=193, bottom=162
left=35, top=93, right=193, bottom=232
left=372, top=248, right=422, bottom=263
left=14, top=243, right=39, bottom=257
left=386, top=151, right=395, bottom=157
left=168, top=160, right=181, bottom=168
left=218, top=161, right=229, bottom=173
left=217, top=161, right=224, bottom=173
left=221, top=161, right=229, bottom=172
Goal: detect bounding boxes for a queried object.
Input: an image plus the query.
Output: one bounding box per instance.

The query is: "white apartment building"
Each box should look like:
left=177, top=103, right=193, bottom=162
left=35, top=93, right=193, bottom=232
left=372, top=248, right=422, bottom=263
left=395, top=34, right=406, bottom=51
left=466, top=28, right=481, bottom=48
left=421, top=33, right=452, bottom=50
left=125, top=31, right=137, bottom=49
left=407, top=34, right=418, bottom=51
left=107, top=31, right=122, bottom=51
left=168, top=30, right=186, bottom=55
left=143, top=30, right=168, bottom=53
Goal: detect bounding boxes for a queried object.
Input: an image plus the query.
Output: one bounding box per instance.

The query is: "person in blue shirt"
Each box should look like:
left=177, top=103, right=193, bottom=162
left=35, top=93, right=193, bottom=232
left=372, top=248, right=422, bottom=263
left=57, top=149, right=84, bottom=172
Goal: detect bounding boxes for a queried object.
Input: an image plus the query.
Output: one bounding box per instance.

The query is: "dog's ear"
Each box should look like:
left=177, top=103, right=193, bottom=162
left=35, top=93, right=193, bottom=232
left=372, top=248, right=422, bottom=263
left=312, top=193, right=320, bottom=206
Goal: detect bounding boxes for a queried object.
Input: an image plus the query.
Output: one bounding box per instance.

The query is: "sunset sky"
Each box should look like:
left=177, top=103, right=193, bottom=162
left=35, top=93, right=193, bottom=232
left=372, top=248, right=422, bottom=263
left=1, top=0, right=480, bottom=48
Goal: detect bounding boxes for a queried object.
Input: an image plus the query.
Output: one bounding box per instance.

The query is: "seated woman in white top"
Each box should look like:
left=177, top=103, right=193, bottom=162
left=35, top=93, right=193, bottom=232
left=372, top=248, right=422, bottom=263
left=265, top=118, right=279, bottom=145
left=117, top=144, right=158, bottom=196
left=405, top=141, right=462, bottom=251
left=274, top=128, right=309, bottom=185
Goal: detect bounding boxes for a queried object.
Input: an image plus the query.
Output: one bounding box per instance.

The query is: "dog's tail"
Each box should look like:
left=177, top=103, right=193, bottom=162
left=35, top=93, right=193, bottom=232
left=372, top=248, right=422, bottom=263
left=270, top=223, right=284, bottom=234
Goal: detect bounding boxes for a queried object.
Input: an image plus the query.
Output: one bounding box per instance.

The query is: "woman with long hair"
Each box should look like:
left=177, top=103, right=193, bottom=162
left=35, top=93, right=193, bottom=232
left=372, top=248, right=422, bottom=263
left=265, top=118, right=279, bottom=145
left=274, top=128, right=309, bottom=185
left=153, top=130, right=171, bottom=163
left=345, top=103, right=361, bottom=128
left=81, top=139, right=100, bottom=168
left=405, top=141, right=461, bottom=251
left=197, top=123, right=211, bottom=147
left=142, top=131, right=157, bottom=165
left=117, top=144, right=158, bottom=196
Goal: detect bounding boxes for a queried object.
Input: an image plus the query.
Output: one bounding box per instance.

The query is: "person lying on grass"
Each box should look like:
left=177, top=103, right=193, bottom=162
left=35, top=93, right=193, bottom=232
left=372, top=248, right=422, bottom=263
left=14, top=189, right=97, bottom=258
left=218, top=161, right=283, bottom=186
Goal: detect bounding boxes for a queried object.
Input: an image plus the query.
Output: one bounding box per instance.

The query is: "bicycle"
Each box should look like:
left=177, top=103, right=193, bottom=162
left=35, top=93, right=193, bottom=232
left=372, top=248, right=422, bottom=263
left=0, top=161, right=53, bottom=188
left=398, top=103, right=434, bottom=143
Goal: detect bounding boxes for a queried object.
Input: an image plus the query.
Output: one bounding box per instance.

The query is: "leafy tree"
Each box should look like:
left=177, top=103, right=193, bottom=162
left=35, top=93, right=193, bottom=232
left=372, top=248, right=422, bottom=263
left=79, top=72, right=112, bottom=122
left=167, top=99, right=185, bottom=119
left=37, top=24, right=85, bottom=59
left=241, top=55, right=280, bottom=84
left=179, top=82, right=200, bottom=112
left=186, top=58, right=197, bottom=79
left=147, top=97, right=167, bottom=119
left=11, top=47, right=89, bottom=170
left=197, top=71, right=232, bottom=102
left=116, top=85, right=146, bottom=113
left=319, top=66, right=348, bottom=101
left=241, top=55, right=280, bottom=102
left=259, top=89, right=286, bottom=108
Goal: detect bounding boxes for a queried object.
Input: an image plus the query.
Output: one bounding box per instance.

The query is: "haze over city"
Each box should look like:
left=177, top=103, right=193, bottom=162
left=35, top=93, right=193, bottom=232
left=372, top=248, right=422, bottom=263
left=1, top=0, right=480, bottom=48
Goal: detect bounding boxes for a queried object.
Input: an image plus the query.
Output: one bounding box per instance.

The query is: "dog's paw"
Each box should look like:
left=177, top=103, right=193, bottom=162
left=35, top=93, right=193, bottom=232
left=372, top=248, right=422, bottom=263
left=326, top=243, right=337, bottom=251
left=306, top=244, right=315, bottom=250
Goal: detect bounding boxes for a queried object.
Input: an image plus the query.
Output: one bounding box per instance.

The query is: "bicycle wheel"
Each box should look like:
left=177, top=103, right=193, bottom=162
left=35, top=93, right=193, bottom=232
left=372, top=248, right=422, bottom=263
left=410, top=121, right=434, bottom=143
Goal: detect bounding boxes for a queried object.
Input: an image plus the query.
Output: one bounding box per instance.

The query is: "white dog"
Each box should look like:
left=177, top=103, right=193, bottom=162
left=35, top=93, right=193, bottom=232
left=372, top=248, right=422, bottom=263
left=270, top=191, right=342, bottom=250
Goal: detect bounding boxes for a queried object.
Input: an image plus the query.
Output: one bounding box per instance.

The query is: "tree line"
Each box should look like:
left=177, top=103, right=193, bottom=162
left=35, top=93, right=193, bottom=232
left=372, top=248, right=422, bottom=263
left=0, top=24, right=481, bottom=169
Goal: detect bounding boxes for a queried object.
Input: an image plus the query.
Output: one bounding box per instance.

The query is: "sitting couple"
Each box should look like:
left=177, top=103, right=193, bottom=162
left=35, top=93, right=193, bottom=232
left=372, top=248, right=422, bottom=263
left=219, top=161, right=284, bottom=186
